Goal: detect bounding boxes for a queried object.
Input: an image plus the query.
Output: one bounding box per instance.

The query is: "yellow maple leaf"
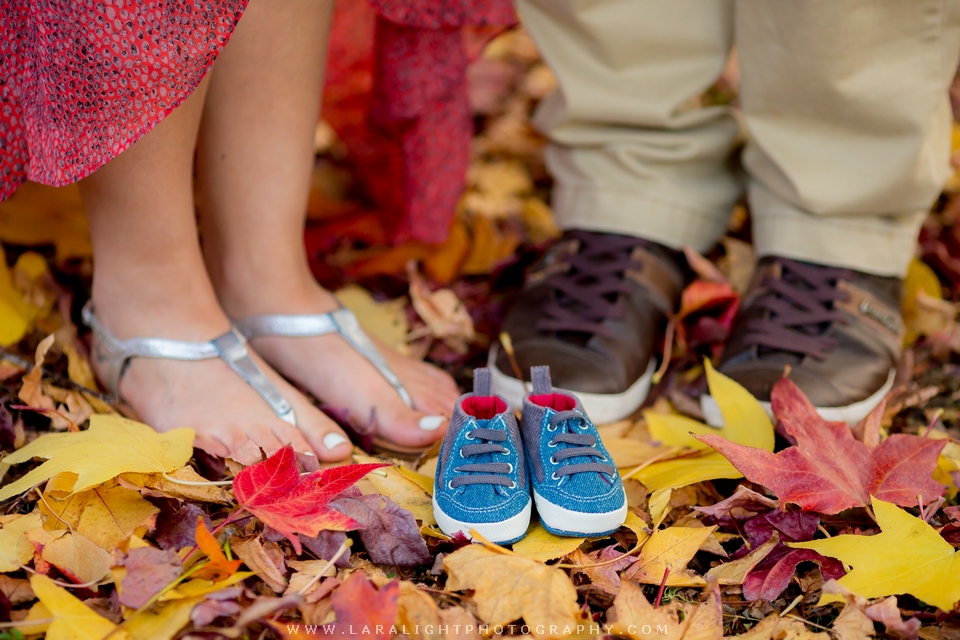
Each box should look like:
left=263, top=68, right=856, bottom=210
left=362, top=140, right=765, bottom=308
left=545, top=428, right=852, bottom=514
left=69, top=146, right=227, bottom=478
left=0, top=511, right=43, bottom=572
left=512, top=523, right=585, bottom=562
left=40, top=477, right=160, bottom=551
left=633, top=360, right=773, bottom=491
left=125, top=595, right=204, bottom=640
left=27, top=573, right=129, bottom=640
left=625, top=525, right=717, bottom=585
left=0, top=414, right=194, bottom=501
left=443, top=544, right=580, bottom=639
left=792, top=497, right=960, bottom=611
left=0, top=246, right=46, bottom=347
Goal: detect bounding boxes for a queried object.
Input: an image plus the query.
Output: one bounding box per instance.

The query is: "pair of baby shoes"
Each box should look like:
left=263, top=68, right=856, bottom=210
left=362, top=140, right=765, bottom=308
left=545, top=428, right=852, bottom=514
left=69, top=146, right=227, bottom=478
left=433, top=366, right=627, bottom=544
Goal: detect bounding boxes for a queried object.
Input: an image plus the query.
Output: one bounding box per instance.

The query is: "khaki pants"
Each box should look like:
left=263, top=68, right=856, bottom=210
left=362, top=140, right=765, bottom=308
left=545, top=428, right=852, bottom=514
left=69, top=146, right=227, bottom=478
left=517, top=0, right=960, bottom=277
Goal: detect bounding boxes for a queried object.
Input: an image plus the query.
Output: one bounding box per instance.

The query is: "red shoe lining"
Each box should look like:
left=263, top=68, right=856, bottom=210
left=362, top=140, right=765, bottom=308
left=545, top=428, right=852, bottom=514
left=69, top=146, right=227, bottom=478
left=462, top=396, right=507, bottom=420
left=529, top=393, right=576, bottom=411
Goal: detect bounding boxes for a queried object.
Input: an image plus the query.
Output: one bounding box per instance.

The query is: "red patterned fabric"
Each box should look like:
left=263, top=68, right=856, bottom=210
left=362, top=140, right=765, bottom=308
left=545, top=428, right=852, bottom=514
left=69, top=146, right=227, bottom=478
left=0, top=0, right=516, bottom=243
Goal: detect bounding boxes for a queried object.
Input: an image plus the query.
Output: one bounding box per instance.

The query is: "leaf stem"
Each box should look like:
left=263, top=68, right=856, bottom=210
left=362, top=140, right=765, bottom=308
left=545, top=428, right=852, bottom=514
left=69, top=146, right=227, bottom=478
left=653, top=567, right=671, bottom=608
left=621, top=447, right=685, bottom=480
left=297, top=538, right=353, bottom=596
left=160, top=473, right=233, bottom=486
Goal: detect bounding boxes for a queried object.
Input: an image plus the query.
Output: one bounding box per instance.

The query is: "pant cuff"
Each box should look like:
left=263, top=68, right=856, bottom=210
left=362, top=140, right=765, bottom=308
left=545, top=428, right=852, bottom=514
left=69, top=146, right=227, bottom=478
left=552, top=182, right=731, bottom=253
left=750, top=185, right=924, bottom=278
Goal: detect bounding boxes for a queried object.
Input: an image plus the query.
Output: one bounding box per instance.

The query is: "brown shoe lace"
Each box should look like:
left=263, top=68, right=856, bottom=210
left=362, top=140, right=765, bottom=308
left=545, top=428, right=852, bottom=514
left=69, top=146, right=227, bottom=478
left=743, top=259, right=852, bottom=360
left=536, top=230, right=654, bottom=339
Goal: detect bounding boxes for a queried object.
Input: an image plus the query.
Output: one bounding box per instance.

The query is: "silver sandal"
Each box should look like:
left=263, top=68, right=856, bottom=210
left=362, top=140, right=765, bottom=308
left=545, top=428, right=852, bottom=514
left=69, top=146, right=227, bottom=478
left=233, top=306, right=413, bottom=407
left=82, top=302, right=297, bottom=425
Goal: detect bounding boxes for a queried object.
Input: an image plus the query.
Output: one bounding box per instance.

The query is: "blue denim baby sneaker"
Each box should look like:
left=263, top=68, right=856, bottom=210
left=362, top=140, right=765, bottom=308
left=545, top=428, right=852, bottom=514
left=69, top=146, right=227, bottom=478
left=433, top=368, right=531, bottom=544
left=521, top=366, right=627, bottom=537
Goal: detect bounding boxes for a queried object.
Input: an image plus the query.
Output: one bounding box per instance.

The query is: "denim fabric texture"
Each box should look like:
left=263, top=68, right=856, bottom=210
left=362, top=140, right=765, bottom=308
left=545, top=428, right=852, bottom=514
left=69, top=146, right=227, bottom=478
left=521, top=366, right=626, bottom=536
left=434, top=369, right=530, bottom=543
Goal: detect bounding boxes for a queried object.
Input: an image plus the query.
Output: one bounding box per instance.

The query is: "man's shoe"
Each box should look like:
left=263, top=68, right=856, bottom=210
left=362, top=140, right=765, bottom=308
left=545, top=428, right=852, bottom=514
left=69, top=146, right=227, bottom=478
left=490, top=230, right=685, bottom=424
left=714, top=257, right=903, bottom=425
left=521, top=366, right=627, bottom=537
left=433, top=368, right=531, bottom=544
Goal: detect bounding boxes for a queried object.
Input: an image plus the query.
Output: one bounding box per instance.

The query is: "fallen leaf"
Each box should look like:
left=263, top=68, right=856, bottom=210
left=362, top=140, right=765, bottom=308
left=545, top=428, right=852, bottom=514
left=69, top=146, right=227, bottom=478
left=704, top=532, right=779, bottom=586
left=792, top=497, right=960, bottom=611
left=0, top=414, right=195, bottom=501
left=864, top=597, right=920, bottom=640
left=0, top=575, right=34, bottom=605
left=154, top=502, right=211, bottom=551
left=120, top=547, right=182, bottom=608
left=284, top=559, right=337, bottom=600
left=395, top=579, right=443, bottom=640
left=193, top=518, right=241, bottom=582
left=568, top=544, right=637, bottom=595
left=299, top=530, right=352, bottom=568
left=0, top=246, right=47, bottom=346
left=511, top=523, right=584, bottom=562
left=191, top=594, right=242, bottom=627
left=443, top=543, right=580, bottom=638
left=329, top=493, right=432, bottom=566
left=41, top=531, right=111, bottom=585
left=125, top=595, right=203, bottom=640
left=0, top=181, right=92, bottom=263
left=649, top=488, right=673, bottom=529
left=743, top=547, right=845, bottom=602
left=695, top=485, right=778, bottom=523
left=27, top=573, right=127, bottom=640
left=356, top=455, right=435, bottom=525
left=120, top=466, right=232, bottom=504
left=635, top=360, right=774, bottom=491
left=231, top=536, right=287, bottom=593
left=0, top=511, right=43, bottom=572
left=331, top=572, right=399, bottom=638
left=407, top=262, right=475, bottom=354
left=40, top=478, right=159, bottom=550
left=733, top=614, right=828, bottom=640
left=17, top=334, right=57, bottom=414
left=832, top=600, right=876, bottom=640
left=232, top=445, right=387, bottom=553
left=601, top=437, right=664, bottom=469
left=698, top=378, right=946, bottom=513
left=624, top=525, right=717, bottom=585
left=606, top=579, right=723, bottom=640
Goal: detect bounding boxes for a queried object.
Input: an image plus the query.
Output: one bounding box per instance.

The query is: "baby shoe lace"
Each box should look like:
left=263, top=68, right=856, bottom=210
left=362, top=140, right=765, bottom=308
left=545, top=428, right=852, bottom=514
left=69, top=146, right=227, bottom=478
left=547, top=410, right=615, bottom=477
left=537, top=230, right=653, bottom=339
left=743, top=258, right=851, bottom=360
left=450, top=428, right=515, bottom=488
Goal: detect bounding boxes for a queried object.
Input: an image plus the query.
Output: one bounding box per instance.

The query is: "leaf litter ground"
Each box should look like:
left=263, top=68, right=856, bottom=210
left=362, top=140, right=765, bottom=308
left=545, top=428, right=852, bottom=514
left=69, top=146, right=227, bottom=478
left=0, top=25, right=959, bottom=640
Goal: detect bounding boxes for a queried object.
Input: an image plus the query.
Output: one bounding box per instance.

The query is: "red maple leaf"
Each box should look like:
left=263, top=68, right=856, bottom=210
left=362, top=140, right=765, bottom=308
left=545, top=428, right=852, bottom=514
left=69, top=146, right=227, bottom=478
left=696, top=378, right=946, bottom=514
left=232, top=446, right=388, bottom=553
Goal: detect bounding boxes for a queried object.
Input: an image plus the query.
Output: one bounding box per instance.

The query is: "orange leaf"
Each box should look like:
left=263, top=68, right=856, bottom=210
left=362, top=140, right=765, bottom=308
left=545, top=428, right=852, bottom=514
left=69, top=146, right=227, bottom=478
left=193, top=518, right=241, bottom=582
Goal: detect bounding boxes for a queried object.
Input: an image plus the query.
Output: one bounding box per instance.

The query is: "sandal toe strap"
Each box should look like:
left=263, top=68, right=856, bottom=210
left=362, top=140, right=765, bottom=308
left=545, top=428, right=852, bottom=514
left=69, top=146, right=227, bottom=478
left=82, top=302, right=297, bottom=426
left=235, top=307, right=414, bottom=408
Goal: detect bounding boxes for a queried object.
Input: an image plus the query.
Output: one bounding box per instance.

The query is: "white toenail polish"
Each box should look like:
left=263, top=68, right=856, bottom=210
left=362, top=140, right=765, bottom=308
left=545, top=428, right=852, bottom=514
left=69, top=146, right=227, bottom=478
left=323, top=433, right=348, bottom=450
left=419, top=415, right=445, bottom=431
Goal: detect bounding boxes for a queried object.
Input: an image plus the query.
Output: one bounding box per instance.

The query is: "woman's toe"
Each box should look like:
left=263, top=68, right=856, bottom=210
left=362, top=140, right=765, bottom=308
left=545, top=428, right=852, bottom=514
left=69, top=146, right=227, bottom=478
left=378, top=405, right=448, bottom=447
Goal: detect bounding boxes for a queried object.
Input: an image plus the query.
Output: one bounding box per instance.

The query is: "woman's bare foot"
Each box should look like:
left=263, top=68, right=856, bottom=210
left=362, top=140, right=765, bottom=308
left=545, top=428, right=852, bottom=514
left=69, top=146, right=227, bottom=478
left=212, top=269, right=460, bottom=450
left=87, top=284, right=353, bottom=462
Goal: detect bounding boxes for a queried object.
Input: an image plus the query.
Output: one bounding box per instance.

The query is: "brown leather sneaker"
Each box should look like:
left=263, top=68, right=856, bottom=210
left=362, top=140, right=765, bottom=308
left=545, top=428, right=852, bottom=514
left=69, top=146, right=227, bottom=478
left=713, top=257, right=903, bottom=426
left=490, top=230, right=685, bottom=423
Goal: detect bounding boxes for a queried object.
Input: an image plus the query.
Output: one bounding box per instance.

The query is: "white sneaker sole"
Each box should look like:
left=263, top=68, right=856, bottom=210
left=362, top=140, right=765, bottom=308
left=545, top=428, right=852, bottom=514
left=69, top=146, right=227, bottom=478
left=533, top=489, right=628, bottom=537
left=700, top=369, right=896, bottom=429
left=432, top=496, right=532, bottom=544
left=489, top=345, right=655, bottom=424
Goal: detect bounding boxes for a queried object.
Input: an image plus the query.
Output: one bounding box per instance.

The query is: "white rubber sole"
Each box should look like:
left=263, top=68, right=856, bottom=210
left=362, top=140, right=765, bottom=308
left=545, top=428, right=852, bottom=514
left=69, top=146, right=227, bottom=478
left=700, top=369, right=896, bottom=429
left=488, top=346, right=655, bottom=424
left=533, top=489, right=628, bottom=537
left=432, top=496, right=532, bottom=544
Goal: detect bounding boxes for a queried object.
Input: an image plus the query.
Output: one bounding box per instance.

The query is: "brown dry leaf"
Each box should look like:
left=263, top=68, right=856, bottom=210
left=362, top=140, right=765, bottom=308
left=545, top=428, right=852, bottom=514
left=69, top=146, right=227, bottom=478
left=624, top=525, right=717, bottom=585
left=702, top=533, right=779, bottom=586
left=120, top=467, right=233, bottom=504
left=284, top=559, right=336, bottom=600
left=40, top=476, right=159, bottom=550
left=0, top=575, right=34, bottom=605
left=832, top=601, right=876, bottom=640
left=407, top=262, right=475, bottom=354
left=718, top=237, right=757, bottom=294
left=355, top=454, right=435, bottom=525
left=521, top=198, right=560, bottom=244
left=443, top=544, right=580, bottom=639
left=606, top=580, right=723, bottom=640
left=396, top=580, right=443, bottom=640
left=18, top=333, right=57, bottom=413
left=41, top=531, right=111, bottom=584
left=461, top=215, right=521, bottom=276
left=438, top=606, right=483, bottom=640
left=231, top=536, right=287, bottom=593
left=734, top=615, right=829, bottom=640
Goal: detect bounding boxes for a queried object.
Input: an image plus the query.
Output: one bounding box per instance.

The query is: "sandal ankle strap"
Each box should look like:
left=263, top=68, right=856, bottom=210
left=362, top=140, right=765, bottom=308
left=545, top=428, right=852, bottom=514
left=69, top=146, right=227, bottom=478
left=82, top=302, right=297, bottom=426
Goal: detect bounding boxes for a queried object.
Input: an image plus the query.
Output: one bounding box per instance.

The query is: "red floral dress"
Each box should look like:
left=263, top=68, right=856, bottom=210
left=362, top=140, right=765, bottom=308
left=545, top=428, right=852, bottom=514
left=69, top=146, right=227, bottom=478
left=0, top=0, right=515, bottom=243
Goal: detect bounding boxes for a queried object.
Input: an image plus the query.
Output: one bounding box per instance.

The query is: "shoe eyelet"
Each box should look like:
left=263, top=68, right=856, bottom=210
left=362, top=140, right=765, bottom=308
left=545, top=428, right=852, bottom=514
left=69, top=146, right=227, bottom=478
left=464, top=432, right=476, bottom=440
left=546, top=424, right=557, bottom=432
left=551, top=471, right=560, bottom=481
left=547, top=440, right=558, bottom=448
left=506, top=463, right=514, bottom=473
left=508, top=481, right=517, bottom=489
left=447, top=480, right=455, bottom=490
left=549, top=455, right=557, bottom=465
left=459, top=449, right=466, bottom=458
left=500, top=447, right=510, bottom=455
